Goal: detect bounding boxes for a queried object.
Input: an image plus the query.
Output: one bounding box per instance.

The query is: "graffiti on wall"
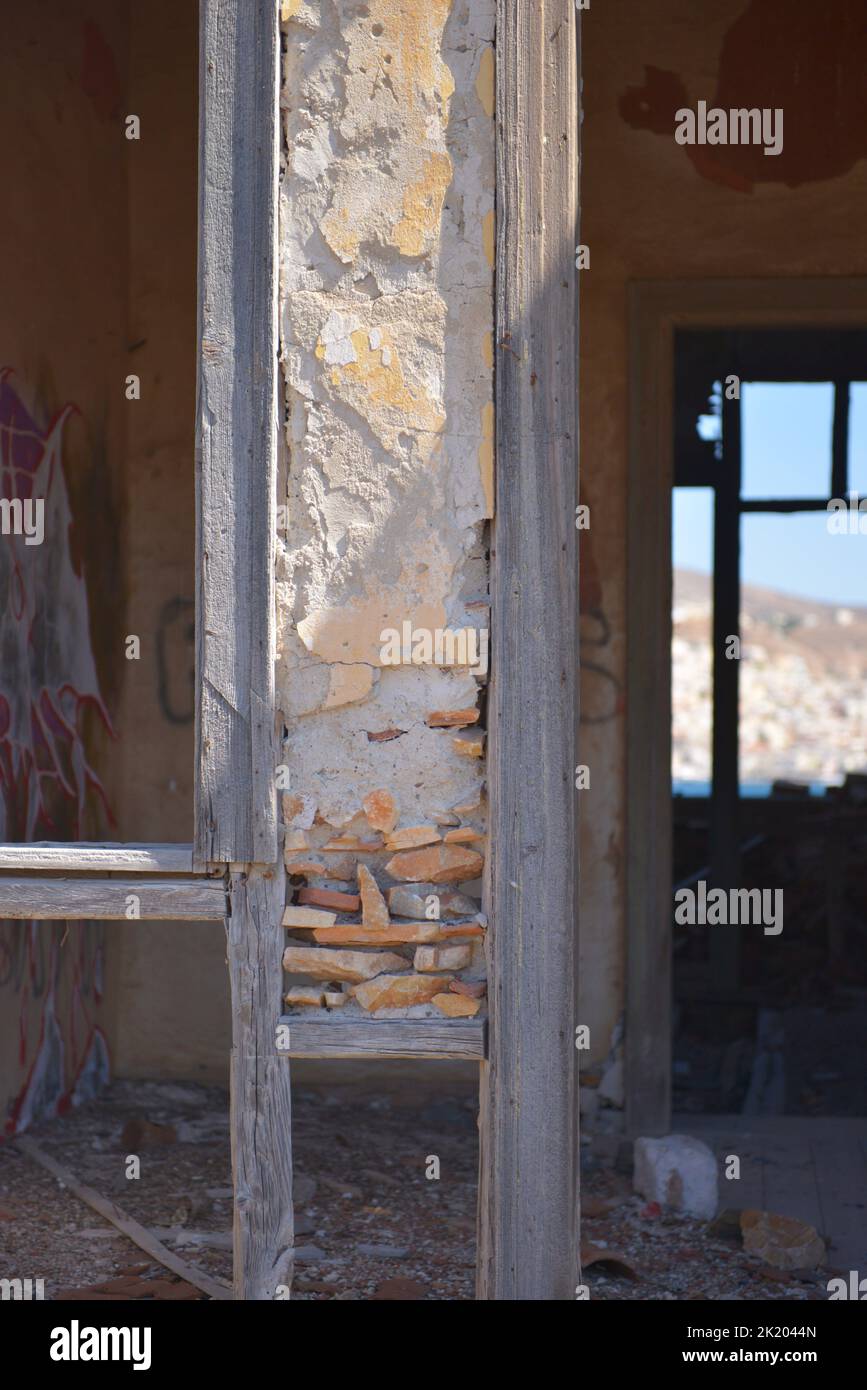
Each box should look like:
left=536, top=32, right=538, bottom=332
left=580, top=510, right=623, bottom=725
left=0, top=372, right=112, bottom=1133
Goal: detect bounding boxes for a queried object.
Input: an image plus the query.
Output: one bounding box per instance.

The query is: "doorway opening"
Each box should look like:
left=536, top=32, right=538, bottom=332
left=668, top=326, right=867, bottom=1264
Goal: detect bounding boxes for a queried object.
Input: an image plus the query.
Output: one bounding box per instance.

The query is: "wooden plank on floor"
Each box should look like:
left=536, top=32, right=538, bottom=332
left=279, top=1016, right=487, bottom=1060
left=17, top=1137, right=232, bottom=1300
left=0, top=875, right=227, bottom=919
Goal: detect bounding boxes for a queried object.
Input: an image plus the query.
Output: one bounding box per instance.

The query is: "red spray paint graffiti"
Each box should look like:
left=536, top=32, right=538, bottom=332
left=0, top=373, right=114, bottom=1134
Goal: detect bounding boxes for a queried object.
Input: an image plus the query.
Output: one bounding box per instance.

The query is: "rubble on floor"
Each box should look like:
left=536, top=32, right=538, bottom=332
left=0, top=1079, right=848, bottom=1301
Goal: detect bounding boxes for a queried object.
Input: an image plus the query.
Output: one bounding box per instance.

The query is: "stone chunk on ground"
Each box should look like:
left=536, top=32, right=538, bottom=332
left=633, top=1134, right=718, bottom=1220
left=740, top=1210, right=826, bottom=1271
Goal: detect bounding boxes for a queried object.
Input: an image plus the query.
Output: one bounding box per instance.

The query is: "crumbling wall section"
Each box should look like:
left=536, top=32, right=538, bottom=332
left=277, top=0, right=495, bottom=1019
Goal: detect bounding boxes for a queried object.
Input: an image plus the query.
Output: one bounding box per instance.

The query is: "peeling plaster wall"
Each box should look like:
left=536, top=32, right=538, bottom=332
left=277, top=1, right=495, bottom=1020
left=580, top=0, right=867, bottom=1104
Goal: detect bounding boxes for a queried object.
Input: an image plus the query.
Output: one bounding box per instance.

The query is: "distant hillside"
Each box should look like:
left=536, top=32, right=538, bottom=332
left=672, top=569, right=867, bottom=785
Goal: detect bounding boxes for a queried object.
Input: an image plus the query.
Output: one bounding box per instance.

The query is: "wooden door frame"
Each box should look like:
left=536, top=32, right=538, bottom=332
left=625, top=277, right=867, bottom=1137
left=0, top=0, right=290, bottom=1302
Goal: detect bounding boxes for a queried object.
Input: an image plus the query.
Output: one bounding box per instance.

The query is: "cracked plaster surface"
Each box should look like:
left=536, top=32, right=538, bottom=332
left=277, top=0, right=494, bottom=831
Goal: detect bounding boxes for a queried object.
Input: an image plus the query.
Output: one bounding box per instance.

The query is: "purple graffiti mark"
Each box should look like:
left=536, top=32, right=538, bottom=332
left=579, top=507, right=623, bottom=725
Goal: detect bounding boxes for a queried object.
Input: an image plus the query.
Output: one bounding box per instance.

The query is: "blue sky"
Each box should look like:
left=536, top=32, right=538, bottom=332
left=674, top=382, right=867, bottom=606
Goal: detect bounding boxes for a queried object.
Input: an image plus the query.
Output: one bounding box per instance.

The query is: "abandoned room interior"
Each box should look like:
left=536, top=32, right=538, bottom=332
left=1, top=0, right=866, bottom=1310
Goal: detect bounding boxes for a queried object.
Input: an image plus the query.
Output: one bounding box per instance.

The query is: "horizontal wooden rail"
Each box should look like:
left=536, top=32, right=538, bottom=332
left=0, top=843, right=196, bottom=874
left=0, top=875, right=227, bottom=920
left=277, top=1016, right=487, bottom=1060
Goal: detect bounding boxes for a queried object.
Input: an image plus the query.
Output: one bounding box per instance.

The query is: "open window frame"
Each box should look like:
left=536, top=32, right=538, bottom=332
left=0, top=0, right=279, bottom=884
left=0, top=0, right=289, bottom=1302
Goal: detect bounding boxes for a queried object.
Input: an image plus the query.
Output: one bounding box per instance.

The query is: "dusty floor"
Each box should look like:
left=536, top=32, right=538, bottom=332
left=0, top=1079, right=848, bottom=1300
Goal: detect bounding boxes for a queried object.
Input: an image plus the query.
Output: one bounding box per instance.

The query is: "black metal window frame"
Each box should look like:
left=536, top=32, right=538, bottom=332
left=672, top=327, right=867, bottom=983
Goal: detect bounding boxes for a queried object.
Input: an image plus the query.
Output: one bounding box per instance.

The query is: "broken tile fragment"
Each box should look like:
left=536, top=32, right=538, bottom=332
left=426, top=709, right=480, bottom=728
left=282, top=906, right=337, bottom=929
left=323, top=990, right=348, bottom=1009
left=384, top=825, right=441, bottom=851
left=453, top=732, right=485, bottom=759
left=284, top=985, right=326, bottom=1008
left=366, top=727, right=405, bottom=743
left=362, top=789, right=398, bottom=833
left=414, top=944, right=472, bottom=973
left=351, top=973, right=452, bottom=1011
left=297, top=886, right=361, bottom=913
left=449, top=978, right=487, bottom=999
left=282, top=946, right=409, bottom=984
left=358, top=863, right=391, bottom=930
left=385, top=844, right=484, bottom=884
left=437, top=919, right=486, bottom=939
left=431, top=992, right=481, bottom=1017
left=387, top=883, right=479, bottom=920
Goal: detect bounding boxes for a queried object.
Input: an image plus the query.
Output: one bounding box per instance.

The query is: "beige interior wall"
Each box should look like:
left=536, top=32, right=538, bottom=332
left=580, top=0, right=867, bottom=1098
left=0, top=0, right=129, bottom=1127
left=104, top=0, right=230, bottom=1084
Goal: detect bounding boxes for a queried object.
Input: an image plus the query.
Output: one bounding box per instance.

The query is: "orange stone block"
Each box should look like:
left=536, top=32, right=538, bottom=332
left=426, top=709, right=480, bottom=728
left=432, top=992, right=481, bottom=1017
left=298, top=886, right=361, bottom=913
left=384, top=826, right=441, bottom=851
left=352, top=973, right=452, bottom=1012
left=358, top=863, right=391, bottom=930
left=362, top=788, right=398, bottom=833
left=385, top=844, right=483, bottom=884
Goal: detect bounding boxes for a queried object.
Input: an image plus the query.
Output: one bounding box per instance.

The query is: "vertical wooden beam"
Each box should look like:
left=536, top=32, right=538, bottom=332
left=228, top=867, right=293, bottom=1300
left=625, top=289, right=674, bottom=1137
left=196, top=0, right=280, bottom=866
left=478, top=0, right=580, bottom=1301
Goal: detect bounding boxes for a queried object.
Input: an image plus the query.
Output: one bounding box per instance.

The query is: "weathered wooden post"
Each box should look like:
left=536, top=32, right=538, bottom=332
left=477, top=0, right=581, bottom=1300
